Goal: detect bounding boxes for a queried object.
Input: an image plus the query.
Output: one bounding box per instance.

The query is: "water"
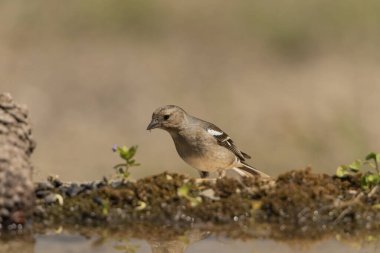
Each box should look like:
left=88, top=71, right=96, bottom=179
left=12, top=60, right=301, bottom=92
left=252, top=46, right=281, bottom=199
left=2, top=229, right=378, bottom=253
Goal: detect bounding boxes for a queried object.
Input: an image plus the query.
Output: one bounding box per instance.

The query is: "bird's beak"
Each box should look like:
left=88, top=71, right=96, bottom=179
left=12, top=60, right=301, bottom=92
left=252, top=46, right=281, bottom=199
left=146, top=118, right=160, bottom=130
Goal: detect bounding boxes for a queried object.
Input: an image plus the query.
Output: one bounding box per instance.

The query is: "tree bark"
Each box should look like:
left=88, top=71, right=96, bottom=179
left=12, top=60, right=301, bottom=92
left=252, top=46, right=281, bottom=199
left=0, top=93, right=35, bottom=226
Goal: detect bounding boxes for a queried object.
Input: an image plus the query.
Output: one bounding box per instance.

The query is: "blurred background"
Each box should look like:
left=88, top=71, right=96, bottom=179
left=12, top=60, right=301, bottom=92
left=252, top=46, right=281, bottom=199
left=1, top=0, right=379, bottom=181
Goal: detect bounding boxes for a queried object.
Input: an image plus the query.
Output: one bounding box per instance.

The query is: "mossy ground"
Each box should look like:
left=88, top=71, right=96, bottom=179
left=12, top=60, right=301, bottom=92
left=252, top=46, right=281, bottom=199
left=28, top=168, right=380, bottom=241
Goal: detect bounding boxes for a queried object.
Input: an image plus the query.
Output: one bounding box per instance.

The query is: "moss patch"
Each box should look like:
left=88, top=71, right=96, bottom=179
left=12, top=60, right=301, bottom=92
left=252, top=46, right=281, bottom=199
left=30, top=168, right=380, bottom=240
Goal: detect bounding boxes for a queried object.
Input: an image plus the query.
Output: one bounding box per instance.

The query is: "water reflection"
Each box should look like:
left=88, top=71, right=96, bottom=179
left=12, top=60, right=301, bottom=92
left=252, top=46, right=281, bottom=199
left=147, top=229, right=209, bottom=253
left=0, top=233, right=34, bottom=253
left=1, top=226, right=380, bottom=253
left=88, top=227, right=209, bottom=253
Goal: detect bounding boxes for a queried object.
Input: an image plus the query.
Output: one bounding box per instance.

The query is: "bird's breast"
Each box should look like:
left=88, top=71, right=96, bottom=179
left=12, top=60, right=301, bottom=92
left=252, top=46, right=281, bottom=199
left=170, top=130, right=236, bottom=172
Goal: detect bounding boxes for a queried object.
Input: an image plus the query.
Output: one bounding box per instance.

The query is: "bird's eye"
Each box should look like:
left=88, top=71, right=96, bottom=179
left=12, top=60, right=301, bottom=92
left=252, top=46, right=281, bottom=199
left=163, top=114, right=170, bottom=120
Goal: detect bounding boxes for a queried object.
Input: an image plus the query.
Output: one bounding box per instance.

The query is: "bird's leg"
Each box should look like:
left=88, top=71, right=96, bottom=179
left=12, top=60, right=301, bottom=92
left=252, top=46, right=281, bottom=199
left=195, top=171, right=216, bottom=184
left=217, top=170, right=226, bottom=179
left=199, top=171, right=209, bottom=178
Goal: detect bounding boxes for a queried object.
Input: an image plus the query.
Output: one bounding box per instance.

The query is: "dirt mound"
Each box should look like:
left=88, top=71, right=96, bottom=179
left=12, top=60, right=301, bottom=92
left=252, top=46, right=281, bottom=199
left=31, top=169, right=380, bottom=239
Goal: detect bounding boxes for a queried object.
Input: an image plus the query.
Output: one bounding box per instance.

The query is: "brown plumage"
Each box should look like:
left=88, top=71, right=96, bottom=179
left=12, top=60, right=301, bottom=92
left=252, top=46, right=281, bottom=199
left=147, top=105, right=269, bottom=178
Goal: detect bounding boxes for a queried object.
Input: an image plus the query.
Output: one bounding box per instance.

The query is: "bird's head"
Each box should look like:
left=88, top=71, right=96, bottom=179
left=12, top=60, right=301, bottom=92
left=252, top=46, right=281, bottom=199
left=147, top=105, right=187, bottom=131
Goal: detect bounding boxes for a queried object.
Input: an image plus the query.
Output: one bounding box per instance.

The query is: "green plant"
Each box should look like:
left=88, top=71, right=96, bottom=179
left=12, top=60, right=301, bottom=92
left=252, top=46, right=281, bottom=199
left=113, top=238, right=139, bottom=253
left=177, top=184, right=202, bottom=207
left=102, top=199, right=110, bottom=216
left=366, top=152, right=380, bottom=174
left=336, top=152, right=380, bottom=190
left=112, top=145, right=140, bottom=179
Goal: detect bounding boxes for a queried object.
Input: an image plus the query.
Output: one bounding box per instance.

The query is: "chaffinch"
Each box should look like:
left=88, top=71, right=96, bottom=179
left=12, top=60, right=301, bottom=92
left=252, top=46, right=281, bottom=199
left=147, top=105, right=269, bottom=178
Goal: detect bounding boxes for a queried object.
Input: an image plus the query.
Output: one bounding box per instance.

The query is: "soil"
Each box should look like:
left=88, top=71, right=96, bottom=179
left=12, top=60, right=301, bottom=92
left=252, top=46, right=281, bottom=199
left=26, top=168, right=380, bottom=241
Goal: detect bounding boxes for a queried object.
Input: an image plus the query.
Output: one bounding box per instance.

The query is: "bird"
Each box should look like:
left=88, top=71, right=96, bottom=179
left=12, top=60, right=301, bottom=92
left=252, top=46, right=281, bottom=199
left=146, top=105, right=269, bottom=178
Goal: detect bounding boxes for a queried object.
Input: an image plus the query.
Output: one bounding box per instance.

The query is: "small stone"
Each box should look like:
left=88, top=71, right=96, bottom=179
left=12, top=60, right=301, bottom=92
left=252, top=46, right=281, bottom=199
left=0, top=208, right=10, bottom=217
left=95, top=180, right=107, bottom=189
left=7, top=223, right=18, bottom=230
left=44, top=193, right=60, bottom=205
left=7, top=108, right=27, bottom=123
left=35, top=182, right=54, bottom=191
left=80, top=183, right=93, bottom=191
left=0, top=110, right=15, bottom=124
left=0, top=93, right=15, bottom=109
left=35, top=190, right=51, bottom=199
left=92, top=196, right=103, bottom=206
left=65, top=184, right=83, bottom=197
left=0, top=124, right=8, bottom=134
left=111, top=180, right=123, bottom=188
left=199, top=188, right=220, bottom=200
left=47, top=176, right=63, bottom=188
left=33, top=205, right=46, bottom=216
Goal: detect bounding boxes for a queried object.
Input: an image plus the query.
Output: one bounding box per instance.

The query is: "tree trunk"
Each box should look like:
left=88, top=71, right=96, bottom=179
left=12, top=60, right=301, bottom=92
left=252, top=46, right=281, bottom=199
left=0, top=93, right=35, bottom=226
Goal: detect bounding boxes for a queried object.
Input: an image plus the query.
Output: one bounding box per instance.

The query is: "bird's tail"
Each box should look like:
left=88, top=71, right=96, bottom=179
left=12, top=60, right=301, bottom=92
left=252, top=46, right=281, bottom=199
left=233, top=162, right=270, bottom=178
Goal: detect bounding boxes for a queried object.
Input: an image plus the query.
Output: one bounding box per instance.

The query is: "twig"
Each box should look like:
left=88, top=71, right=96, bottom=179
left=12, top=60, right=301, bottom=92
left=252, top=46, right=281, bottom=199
left=333, top=192, right=364, bottom=209
left=375, top=159, right=379, bottom=174
left=334, top=207, right=353, bottom=225
left=333, top=192, right=364, bottom=225
left=368, top=185, right=380, bottom=198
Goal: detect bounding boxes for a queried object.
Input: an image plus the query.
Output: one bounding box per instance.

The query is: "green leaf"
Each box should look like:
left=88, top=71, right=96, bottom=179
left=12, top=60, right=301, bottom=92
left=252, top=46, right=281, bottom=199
left=336, top=166, right=349, bottom=178
left=129, top=146, right=138, bottom=156
left=361, top=176, right=369, bottom=190
left=112, top=144, right=140, bottom=179
left=189, top=197, right=202, bottom=207
left=102, top=200, right=109, bottom=216
left=367, top=174, right=380, bottom=184
left=177, top=185, right=190, bottom=197
left=366, top=152, right=380, bottom=163
left=120, top=149, right=130, bottom=159
left=177, top=184, right=202, bottom=207
left=361, top=173, right=380, bottom=190
left=366, top=174, right=375, bottom=182
left=348, top=159, right=362, bottom=172
left=121, top=145, right=128, bottom=153
left=119, top=146, right=138, bottom=161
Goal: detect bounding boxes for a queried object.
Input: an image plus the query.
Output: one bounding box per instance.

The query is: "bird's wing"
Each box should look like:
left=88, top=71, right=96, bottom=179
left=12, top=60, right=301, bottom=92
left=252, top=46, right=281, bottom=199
left=206, top=123, right=251, bottom=161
